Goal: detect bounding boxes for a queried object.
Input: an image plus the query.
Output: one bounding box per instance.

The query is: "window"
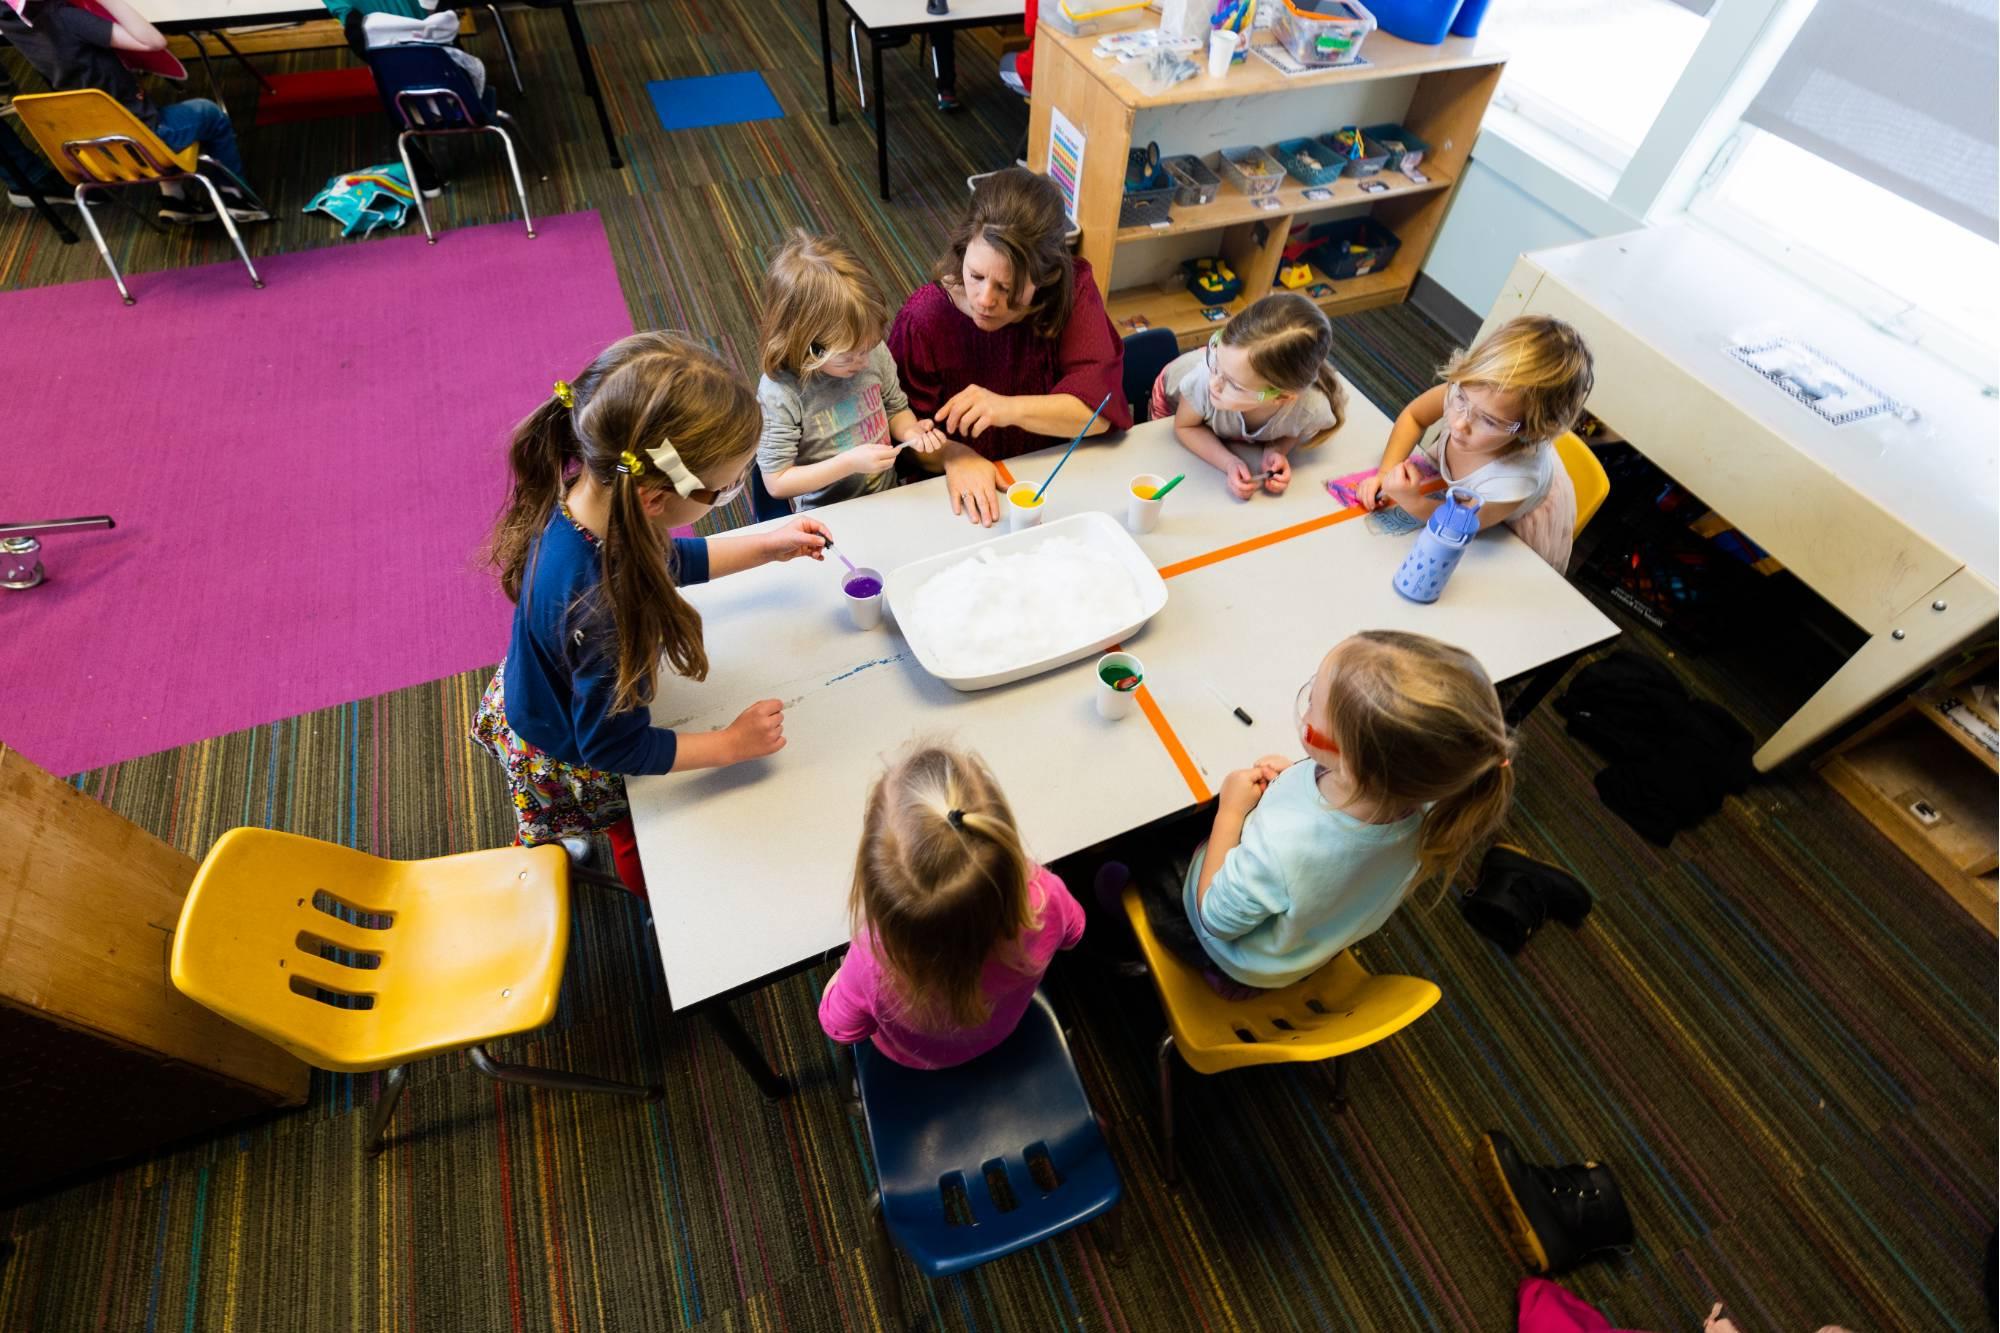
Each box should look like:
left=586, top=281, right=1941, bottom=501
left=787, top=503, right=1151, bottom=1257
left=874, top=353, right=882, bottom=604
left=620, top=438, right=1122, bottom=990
left=1484, top=0, right=1713, bottom=178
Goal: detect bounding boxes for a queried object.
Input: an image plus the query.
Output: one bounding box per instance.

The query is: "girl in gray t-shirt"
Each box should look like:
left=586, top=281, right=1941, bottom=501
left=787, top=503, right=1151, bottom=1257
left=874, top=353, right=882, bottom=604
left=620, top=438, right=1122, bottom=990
left=1162, top=294, right=1349, bottom=502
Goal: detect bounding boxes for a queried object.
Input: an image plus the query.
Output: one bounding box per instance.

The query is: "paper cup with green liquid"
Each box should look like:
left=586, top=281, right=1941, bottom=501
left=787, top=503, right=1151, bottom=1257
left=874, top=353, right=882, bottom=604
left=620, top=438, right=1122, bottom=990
left=1095, top=651, right=1144, bottom=720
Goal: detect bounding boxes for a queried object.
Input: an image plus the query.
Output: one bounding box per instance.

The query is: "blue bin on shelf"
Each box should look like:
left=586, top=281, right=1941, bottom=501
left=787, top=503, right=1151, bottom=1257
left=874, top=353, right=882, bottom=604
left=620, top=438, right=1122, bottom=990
left=1367, top=0, right=1461, bottom=44
left=1450, top=0, right=1491, bottom=36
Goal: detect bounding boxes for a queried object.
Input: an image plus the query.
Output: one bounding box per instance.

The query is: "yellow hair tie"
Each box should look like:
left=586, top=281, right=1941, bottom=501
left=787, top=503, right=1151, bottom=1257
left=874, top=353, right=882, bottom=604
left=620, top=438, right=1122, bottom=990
left=552, top=379, right=576, bottom=410
left=617, top=449, right=647, bottom=477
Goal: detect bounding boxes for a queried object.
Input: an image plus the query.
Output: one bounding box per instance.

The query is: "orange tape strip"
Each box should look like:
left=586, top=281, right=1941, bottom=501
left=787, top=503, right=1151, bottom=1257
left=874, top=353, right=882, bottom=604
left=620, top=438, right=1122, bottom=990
left=994, top=461, right=1015, bottom=487
left=1135, top=684, right=1210, bottom=803
left=1156, top=480, right=1450, bottom=580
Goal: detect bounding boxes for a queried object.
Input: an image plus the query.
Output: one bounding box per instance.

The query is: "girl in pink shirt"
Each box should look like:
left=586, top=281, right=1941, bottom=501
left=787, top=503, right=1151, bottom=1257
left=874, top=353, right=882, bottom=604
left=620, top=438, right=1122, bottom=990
left=819, top=744, right=1086, bottom=1070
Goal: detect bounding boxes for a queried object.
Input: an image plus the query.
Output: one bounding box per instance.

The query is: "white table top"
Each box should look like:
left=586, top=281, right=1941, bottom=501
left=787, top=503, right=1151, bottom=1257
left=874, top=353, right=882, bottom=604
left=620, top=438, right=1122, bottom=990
left=135, top=0, right=323, bottom=28
left=839, top=0, right=1024, bottom=32
left=1525, top=225, right=1999, bottom=588
left=628, top=390, right=1619, bottom=1006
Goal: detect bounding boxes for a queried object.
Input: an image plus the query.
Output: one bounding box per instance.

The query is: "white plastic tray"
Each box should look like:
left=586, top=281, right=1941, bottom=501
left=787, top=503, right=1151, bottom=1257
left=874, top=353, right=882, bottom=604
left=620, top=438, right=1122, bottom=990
left=884, top=511, right=1169, bottom=691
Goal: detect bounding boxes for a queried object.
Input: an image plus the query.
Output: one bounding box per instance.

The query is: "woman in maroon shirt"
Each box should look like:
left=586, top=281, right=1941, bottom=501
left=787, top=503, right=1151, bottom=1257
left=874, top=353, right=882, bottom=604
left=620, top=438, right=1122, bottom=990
left=888, top=168, right=1131, bottom=525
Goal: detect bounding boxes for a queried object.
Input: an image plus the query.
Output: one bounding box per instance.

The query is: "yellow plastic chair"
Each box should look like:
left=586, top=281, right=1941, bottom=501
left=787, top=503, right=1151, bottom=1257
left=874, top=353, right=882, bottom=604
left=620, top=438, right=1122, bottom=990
left=1121, top=885, right=1441, bottom=1183
left=171, top=828, right=663, bottom=1155
left=10, top=89, right=264, bottom=306
left=1552, top=430, right=1609, bottom=533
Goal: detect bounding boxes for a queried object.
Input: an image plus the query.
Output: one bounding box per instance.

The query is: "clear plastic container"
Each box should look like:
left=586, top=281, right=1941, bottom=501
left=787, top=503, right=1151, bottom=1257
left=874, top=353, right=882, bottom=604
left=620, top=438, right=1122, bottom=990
left=1163, top=153, right=1222, bottom=206
left=1271, top=0, right=1376, bottom=67
left=1218, top=145, right=1285, bottom=198
left=1040, top=0, right=1149, bottom=38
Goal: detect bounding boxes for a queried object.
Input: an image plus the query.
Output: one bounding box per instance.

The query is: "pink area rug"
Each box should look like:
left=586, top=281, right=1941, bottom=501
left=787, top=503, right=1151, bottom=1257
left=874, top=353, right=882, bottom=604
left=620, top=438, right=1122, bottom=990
left=1, top=212, right=634, bottom=775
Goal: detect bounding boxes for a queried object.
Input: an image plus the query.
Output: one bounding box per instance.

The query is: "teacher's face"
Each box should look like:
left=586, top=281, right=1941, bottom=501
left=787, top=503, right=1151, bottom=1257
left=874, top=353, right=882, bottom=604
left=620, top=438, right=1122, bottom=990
left=960, top=237, right=1037, bottom=331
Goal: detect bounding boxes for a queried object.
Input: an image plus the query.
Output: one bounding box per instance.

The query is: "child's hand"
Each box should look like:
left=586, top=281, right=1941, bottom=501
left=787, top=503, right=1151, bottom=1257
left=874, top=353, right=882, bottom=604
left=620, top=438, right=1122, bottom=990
left=1354, top=472, right=1383, bottom=509
left=724, top=699, right=786, bottom=761
left=1254, top=754, right=1292, bottom=783
left=765, top=516, right=830, bottom=562
left=1225, top=458, right=1259, bottom=501
left=846, top=441, right=900, bottom=476
left=1379, top=459, right=1426, bottom=509
left=1218, top=766, right=1272, bottom=819
left=938, top=385, right=1014, bottom=439
left=1260, top=450, right=1291, bottom=495
left=906, top=418, right=950, bottom=453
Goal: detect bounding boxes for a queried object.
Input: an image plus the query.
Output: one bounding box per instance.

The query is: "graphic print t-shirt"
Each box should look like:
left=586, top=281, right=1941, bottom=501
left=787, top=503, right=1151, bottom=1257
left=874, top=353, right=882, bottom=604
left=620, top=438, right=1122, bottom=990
left=756, top=342, right=911, bottom=510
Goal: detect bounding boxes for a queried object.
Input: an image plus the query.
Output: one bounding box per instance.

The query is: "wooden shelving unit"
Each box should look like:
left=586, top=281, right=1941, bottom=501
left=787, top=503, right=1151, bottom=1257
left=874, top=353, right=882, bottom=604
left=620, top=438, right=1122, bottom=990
left=1816, top=652, right=1999, bottom=934
left=1027, top=16, right=1505, bottom=348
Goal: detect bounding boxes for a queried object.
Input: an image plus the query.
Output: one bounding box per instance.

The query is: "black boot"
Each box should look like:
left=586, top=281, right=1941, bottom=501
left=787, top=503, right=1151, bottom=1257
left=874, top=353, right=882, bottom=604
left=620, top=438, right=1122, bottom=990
left=1485, top=845, right=1593, bottom=928
left=1476, top=1130, right=1633, bottom=1274
left=1459, top=846, right=1593, bottom=952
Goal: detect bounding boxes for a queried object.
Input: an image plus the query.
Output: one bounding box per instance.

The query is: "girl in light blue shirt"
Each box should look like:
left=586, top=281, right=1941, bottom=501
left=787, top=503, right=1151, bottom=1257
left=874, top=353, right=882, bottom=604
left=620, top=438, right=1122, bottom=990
left=1145, top=631, right=1515, bottom=995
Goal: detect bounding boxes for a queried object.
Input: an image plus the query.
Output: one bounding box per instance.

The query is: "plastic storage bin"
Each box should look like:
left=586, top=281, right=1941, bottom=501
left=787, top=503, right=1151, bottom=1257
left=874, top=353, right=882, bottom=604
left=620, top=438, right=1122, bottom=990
left=1273, top=137, right=1344, bottom=186
left=1163, top=154, right=1222, bottom=206
left=1320, top=128, right=1390, bottom=177
left=1310, top=217, right=1401, bottom=277
left=1218, top=145, right=1285, bottom=197
left=1041, top=0, right=1149, bottom=37
left=1361, top=123, right=1431, bottom=175
left=1366, top=0, right=1460, bottom=45
left=1271, top=0, right=1376, bottom=67
left=1120, top=183, right=1177, bottom=227
left=1450, top=0, right=1491, bottom=36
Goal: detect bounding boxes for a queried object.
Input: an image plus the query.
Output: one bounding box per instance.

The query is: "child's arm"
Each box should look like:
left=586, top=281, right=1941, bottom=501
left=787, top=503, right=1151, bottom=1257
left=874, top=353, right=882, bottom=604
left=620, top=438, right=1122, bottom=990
left=1174, top=397, right=1259, bottom=500
left=88, top=0, right=170, bottom=52
left=1356, top=383, right=1446, bottom=509
left=762, top=449, right=887, bottom=501
left=668, top=701, right=787, bottom=771
left=1257, top=435, right=1302, bottom=496
left=705, top=516, right=831, bottom=577
left=1193, top=767, right=1271, bottom=910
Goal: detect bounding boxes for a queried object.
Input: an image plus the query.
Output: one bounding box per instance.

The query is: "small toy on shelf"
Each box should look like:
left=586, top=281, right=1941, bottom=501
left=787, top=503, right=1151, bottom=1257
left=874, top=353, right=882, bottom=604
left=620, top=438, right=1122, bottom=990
left=1278, top=262, right=1314, bottom=289
left=1183, top=256, right=1242, bottom=302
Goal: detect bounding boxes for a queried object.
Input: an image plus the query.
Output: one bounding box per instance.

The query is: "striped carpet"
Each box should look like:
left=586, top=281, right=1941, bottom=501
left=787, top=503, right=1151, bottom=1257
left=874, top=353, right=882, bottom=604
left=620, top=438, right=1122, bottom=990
left=4, top=3, right=1995, bottom=1329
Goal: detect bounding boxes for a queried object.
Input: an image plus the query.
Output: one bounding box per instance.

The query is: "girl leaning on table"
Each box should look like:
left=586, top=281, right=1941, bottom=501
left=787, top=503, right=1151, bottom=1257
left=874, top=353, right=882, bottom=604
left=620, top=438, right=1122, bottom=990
left=475, top=332, right=832, bottom=899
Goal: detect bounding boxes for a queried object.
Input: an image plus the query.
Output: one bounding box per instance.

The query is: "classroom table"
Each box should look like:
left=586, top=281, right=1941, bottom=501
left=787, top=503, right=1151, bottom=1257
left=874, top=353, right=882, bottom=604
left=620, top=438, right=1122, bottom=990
left=1485, top=225, right=1999, bottom=770
left=627, top=388, right=1620, bottom=1017
left=133, top=0, right=624, bottom=169
left=815, top=0, right=1025, bottom=199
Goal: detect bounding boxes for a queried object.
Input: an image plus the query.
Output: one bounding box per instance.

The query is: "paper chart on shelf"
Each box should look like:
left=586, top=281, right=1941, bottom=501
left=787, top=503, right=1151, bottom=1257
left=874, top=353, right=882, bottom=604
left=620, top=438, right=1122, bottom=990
left=1049, top=106, right=1086, bottom=226
left=1250, top=42, right=1369, bottom=78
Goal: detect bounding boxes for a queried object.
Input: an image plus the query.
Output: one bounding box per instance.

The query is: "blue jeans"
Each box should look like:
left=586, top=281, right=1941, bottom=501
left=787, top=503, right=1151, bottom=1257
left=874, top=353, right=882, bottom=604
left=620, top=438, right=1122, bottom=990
left=152, top=98, right=246, bottom=181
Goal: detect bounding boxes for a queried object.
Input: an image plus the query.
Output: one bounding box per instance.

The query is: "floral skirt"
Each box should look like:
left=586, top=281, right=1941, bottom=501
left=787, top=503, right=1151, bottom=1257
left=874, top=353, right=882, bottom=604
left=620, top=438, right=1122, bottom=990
left=471, top=664, right=629, bottom=843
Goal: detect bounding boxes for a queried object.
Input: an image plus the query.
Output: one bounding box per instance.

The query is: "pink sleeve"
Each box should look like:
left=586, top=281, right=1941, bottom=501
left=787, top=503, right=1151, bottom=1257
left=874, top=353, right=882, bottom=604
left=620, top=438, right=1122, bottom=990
left=1035, top=868, right=1088, bottom=950
left=1051, top=260, right=1133, bottom=433
left=817, top=941, right=880, bottom=1045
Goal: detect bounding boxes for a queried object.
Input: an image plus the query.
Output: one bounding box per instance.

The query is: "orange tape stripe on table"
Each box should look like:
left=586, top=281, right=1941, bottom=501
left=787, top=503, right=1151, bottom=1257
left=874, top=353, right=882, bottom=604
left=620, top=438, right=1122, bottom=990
left=1155, top=480, right=1449, bottom=580
left=1135, top=682, right=1211, bottom=804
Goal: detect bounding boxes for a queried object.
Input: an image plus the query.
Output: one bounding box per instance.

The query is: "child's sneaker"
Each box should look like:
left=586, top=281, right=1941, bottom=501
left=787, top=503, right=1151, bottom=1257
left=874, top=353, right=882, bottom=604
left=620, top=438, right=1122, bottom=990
left=216, top=187, right=271, bottom=223
left=158, top=193, right=218, bottom=225
left=935, top=89, right=962, bottom=113
left=8, top=187, right=74, bottom=209
left=1476, top=1130, right=1633, bottom=1274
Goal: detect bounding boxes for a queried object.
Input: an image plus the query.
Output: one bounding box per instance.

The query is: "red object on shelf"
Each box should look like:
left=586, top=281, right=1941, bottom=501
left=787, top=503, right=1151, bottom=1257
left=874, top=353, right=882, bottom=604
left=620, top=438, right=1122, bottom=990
left=254, top=66, right=380, bottom=127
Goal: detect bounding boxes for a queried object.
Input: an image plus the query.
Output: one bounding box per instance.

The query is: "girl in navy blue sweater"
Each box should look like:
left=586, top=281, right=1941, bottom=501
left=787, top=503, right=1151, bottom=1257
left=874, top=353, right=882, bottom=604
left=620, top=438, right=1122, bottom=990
left=476, top=332, right=831, bottom=896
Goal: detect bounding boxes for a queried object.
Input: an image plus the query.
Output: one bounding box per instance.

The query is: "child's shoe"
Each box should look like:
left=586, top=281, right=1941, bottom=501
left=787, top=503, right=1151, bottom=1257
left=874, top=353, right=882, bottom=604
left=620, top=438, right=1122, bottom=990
left=1485, top=844, right=1592, bottom=927
left=935, top=89, right=962, bottom=113
left=1477, top=1130, right=1633, bottom=1274
left=1459, top=845, right=1592, bottom=952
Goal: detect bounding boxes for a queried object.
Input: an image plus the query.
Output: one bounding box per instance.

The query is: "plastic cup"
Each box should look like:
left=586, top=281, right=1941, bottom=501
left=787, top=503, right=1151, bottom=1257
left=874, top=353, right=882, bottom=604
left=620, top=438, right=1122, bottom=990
left=1128, top=473, right=1166, bottom=534
left=1095, top=652, right=1144, bottom=720
left=1006, top=481, right=1046, bottom=532
left=842, top=566, right=884, bottom=629
left=1208, top=29, right=1240, bottom=79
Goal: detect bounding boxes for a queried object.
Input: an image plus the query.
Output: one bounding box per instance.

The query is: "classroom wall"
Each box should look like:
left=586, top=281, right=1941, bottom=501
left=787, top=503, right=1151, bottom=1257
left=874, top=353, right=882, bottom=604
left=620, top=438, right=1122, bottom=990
left=1419, top=158, right=1596, bottom=320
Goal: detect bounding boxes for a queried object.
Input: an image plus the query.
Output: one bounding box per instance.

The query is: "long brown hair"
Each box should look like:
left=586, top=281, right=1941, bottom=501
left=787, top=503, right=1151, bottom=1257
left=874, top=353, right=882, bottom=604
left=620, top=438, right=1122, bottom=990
left=848, top=744, right=1040, bottom=1031
left=484, top=332, right=759, bottom=713
left=933, top=167, right=1075, bottom=339
left=757, top=229, right=889, bottom=380
left=1316, top=631, right=1514, bottom=890
left=1441, top=314, right=1594, bottom=448
left=1219, top=293, right=1348, bottom=445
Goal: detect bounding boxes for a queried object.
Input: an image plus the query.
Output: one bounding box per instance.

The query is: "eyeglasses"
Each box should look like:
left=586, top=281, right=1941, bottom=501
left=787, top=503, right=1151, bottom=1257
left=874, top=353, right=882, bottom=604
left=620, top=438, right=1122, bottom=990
left=1207, top=333, right=1282, bottom=404
left=1444, top=383, right=1522, bottom=439
left=681, top=460, right=750, bottom=508
left=1294, top=679, right=1338, bottom=754
left=807, top=341, right=870, bottom=374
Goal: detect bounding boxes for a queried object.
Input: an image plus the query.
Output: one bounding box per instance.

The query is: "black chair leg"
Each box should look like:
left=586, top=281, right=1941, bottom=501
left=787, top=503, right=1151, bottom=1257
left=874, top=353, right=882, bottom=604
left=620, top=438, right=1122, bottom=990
left=1329, top=1054, right=1349, bottom=1113
left=868, top=1191, right=909, bottom=1331
left=704, top=1001, right=794, bottom=1100
left=1156, top=1030, right=1179, bottom=1186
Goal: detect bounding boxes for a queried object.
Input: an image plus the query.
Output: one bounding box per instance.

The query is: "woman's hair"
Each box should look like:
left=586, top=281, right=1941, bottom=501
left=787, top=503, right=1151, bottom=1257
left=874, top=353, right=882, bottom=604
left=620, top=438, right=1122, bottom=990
left=1316, top=630, right=1514, bottom=892
left=1220, top=293, right=1348, bottom=444
left=484, top=331, right=759, bottom=712
left=1441, top=314, right=1594, bottom=446
left=757, top=229, right=889, bottom=380
left=933, top=167, right=1075, bottom=340
left=848, top=744, right=1041, bottom=1031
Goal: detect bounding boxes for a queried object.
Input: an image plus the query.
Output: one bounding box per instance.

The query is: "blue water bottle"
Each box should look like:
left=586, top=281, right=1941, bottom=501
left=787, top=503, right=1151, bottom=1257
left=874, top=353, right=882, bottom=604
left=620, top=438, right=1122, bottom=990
left=1393, top=486, right=1482, bottom=603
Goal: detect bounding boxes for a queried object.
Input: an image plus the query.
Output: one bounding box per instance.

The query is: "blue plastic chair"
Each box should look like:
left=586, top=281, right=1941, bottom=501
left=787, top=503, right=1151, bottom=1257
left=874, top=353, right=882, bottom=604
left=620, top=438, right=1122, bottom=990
left=360, top=43, right=537, bottom=244
left=1122, top=326, right=1181, bottom=422
left=749, top=467, right=792, bottom=524
left=851, top=991, right=1123, bottom=1324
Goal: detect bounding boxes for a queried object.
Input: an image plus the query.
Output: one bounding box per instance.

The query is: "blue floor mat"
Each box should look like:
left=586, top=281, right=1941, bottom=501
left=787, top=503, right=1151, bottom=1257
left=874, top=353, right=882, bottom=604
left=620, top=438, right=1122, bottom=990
left=646, top=71, right=785, bottom=131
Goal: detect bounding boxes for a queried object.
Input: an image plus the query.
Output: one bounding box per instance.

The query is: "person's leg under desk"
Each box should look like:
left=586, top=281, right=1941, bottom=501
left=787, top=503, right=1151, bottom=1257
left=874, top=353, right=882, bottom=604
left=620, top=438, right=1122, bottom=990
left=933, top=29, right=958, bottom=110
left=153, top=99, right=247, bottom=182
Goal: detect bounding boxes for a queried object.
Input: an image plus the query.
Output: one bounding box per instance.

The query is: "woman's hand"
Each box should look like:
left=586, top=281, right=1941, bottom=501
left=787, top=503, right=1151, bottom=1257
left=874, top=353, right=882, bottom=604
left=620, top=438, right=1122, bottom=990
left=941, top=443, right=1002, bottom=526
left=1260, top=449, right=1291, bottom=495
left=723, top=699, right=785, bottom=762
left=938, top=384, right=1016, bottom=439
left=1225, top=457, right=1259, bottom=501
left=762, top=516, right=831, bottom=563
left=1379, top=459, right=1427, bottom=510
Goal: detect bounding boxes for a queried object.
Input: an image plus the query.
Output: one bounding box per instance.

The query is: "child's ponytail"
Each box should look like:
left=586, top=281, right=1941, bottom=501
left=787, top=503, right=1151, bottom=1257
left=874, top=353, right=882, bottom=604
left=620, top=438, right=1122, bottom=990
left=601, top=466, right=708, bottom=711
left=488, top=396, right=579, bottom=603
left=1414, top=742, right=1514, bottom=891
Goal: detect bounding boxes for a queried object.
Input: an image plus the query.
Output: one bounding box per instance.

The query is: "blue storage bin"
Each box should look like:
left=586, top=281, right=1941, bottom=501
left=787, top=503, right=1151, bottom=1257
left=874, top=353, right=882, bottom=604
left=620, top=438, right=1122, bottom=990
left=1366, top=0, right=1461, bottom=45
left=1450, top=0, right=1491, bottom=36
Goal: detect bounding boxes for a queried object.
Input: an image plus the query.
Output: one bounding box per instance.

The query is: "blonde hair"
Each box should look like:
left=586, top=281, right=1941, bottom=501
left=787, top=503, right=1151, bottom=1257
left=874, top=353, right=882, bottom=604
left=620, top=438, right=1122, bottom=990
left=484, top=332, right=759, bottom=713
left=1219, top=293, right=1349, bottom=445
left=758, top=230, right=890, bottom=380
left=1441, top=315, right=1594, bottom=447
left=848, top=744, right=1041, bottom=1032
left=1313, top=631, right=1514, bottom=891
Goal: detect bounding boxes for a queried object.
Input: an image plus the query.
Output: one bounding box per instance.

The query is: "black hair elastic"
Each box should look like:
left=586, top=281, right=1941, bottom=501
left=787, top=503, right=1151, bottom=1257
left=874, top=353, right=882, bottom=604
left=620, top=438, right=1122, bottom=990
left=946, top=808, right=966, bottom=828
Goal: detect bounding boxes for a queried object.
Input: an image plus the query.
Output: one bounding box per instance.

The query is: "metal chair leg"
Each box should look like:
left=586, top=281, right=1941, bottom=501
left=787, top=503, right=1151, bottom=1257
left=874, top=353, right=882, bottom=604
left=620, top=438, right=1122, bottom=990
left=397, top=131, right=437, bottom=244
left=186, top=168, right=263, bottom=290
left=483, top=123, right=535, bottom=239
left=1329, top=1054, right=1349, bottom=1113
left=365, top=1064, right=410, bottom=1156
left=467, top=1043, right=663, bottom=1100
left=703, top=1002, right=793, bottom=1100
left=486, top=4, right=524, bottom=93
left=1156, top=1030, right=1179, bottom=1186
left=867, top=1191, right=907, bottom=1331
left=850, top=20, right=865, bottom=110
left=71, top=182, right=132, bottom=305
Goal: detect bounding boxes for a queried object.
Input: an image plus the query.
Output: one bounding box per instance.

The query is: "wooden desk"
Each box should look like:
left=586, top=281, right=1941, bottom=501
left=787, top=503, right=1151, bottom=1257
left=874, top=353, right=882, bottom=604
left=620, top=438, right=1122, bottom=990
left=1485, top=225, right=1999, bottom=770
left=627, top=390, right=1617, bottom=1008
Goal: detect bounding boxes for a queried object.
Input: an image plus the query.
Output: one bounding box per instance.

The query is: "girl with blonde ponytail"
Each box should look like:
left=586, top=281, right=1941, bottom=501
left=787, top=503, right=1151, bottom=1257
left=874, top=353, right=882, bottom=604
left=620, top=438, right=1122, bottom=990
left=1141, top=630, right=1513, bottom=996
left=820, top=743, right=1086, bottom=1069
left=474, top=332, right=833, bottom=898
